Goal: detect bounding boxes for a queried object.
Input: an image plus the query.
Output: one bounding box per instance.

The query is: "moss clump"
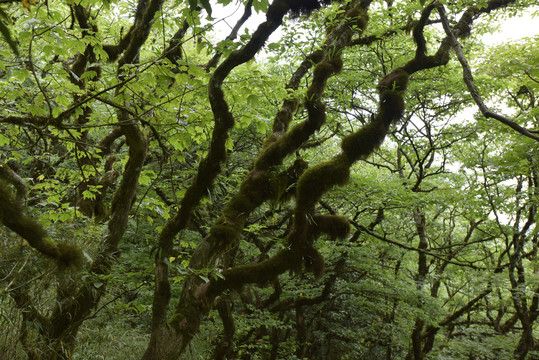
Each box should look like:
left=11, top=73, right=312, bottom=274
left=56, top=243, right=85, bottom=268
left=303, top=246, right=325, bottom=278
left=377, top=67, right=409, bottom=92
left=313, top=215, right=350, bottom=239
left=328, top=55, right=343, bottom=73
left=295, top=154, right=350, bottom=212
left=313, top=62, right=338, bottom=81
left=341, top=121, right=387, bottom=161
left=378, top=90, right=405, bottom=125
left=310, top=49, right=325, bottom=63
left=355, top=10, right=369, bottom=30
left=342, top=7, right=369, bottom=31
left=209, top=221, right=240, bottom=246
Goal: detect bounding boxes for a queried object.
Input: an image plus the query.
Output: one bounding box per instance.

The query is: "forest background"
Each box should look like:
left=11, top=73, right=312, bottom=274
left=1, top=0, right=539, bottom=359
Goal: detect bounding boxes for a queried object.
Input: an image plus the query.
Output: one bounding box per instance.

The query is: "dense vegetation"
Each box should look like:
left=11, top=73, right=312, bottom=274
left=1, top=0, right=538, bottom=359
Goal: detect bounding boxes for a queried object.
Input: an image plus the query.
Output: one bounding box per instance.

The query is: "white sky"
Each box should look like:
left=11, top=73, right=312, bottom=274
left=481, top=8, right=539, bottom=45
left=209, top=4, right=538, bottom=46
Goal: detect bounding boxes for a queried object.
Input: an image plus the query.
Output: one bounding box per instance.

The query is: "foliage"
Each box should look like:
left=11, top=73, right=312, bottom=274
left=1, top=0, right=539, bottom=359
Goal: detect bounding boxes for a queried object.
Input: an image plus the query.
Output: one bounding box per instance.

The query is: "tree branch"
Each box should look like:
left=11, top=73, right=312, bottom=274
left=437, top=4, right=539, bottom=142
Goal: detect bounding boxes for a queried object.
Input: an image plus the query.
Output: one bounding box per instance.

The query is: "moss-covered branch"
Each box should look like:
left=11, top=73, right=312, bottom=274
left=119, top=0, right=165, bottom=68
left=255, top=2, right=369, bottom=170
left=0, top=162, right=26, bottom=205
left=196, top=0, right=512, bottom=299
left=187, top=0, right=371, bottom=304
left=144, top=2, right=298, bottom=358
left=0, top=182, right=83, bottom=266
left=437, top=4, right=539, bottom=142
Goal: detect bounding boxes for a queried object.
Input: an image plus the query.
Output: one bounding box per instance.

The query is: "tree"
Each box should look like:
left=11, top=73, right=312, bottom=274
left=1, top=0, right=538, bottom=359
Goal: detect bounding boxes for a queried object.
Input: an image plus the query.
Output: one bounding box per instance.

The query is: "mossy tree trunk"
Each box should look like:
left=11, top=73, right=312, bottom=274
left=141, top=0, right=519, bottom=358
left=0, top=0, right=162, bottom=357
left=0, top=0, right=527, bottom=358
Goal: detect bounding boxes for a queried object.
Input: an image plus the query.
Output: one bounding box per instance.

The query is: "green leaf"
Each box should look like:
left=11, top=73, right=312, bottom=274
left=82, top=190, right=97, bottom=200
left=12, top=69, right=29, bottom=82
left=0, top=133, right=9, bottom=146
left=139, top=170, right=157, bottom=186
left=55, top=94, right=70, bottom=107
left=247, top=94, right=259, bottom=106
left=199, top=0, right=212, bottom=16
left=52, top=107, right=63, bottom=118
left=28, top=105, right=47, bottom=116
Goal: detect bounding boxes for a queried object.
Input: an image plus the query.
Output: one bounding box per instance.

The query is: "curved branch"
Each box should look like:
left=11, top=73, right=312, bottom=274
left=205, top=0, right=254, bottom=70
left=144, top=2, right=294, bottom=357
left=0, top=163, right=26, bottom=205
left=0, top=182, right=82, bottom=266
left=437, top=4, right=539, bottom=142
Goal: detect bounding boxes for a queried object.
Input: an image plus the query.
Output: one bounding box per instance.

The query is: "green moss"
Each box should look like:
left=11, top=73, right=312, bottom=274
left=355, top=11, right=369, bottom=30
left=305, top=100, right=327, bottom=127
left=0, top=183, right=83, bottom=267
left=345, top=7, right=369, bottom=31
left=256, top=121, right=312, bottom=170
left=313, top=62, right=337, bottom=80
left=328, top=55, right=343, bottom=73
left=208, top=249, right=298, bottom=296
left=310, top=49, right=325, bottom=63
left=222, top=169, right=272, bottom=221
left=269, top=159, right=309, bottom=203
